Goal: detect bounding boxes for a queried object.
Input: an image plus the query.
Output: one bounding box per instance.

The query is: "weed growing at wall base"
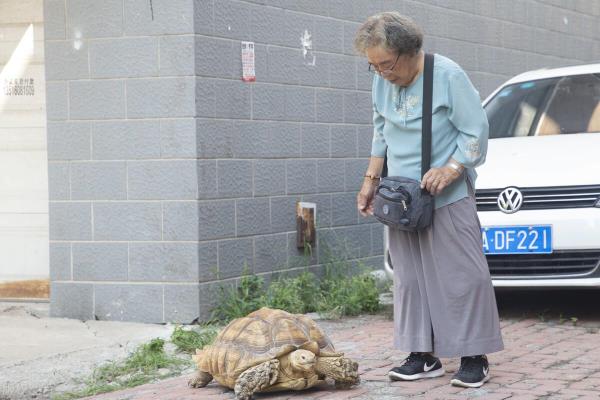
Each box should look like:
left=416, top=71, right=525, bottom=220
left=264, top=270, right=321, bottom=314
left=318, top=268, right=381, bottom=319
left=210, top=264, right=266, bottom=322
left=211, top=255, right=383, bottom=323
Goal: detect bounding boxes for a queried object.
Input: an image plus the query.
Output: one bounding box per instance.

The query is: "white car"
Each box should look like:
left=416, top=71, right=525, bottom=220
left=384, top=63, right=600, bottom=287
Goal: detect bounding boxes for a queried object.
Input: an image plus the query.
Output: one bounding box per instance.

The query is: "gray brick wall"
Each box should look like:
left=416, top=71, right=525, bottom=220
left=45, top=0, right=600, bottom=323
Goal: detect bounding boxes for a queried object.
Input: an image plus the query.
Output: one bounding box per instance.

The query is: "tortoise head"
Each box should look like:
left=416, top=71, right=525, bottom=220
left=289, top=349, right=316, bottom=373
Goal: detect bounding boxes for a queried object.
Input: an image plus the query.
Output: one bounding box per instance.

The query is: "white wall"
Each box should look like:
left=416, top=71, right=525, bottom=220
left=0, top=0, right=48, bottom=283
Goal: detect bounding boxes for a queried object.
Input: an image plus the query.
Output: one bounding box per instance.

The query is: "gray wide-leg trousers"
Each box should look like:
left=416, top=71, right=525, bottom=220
left=388, top=191, right=505, bottom=358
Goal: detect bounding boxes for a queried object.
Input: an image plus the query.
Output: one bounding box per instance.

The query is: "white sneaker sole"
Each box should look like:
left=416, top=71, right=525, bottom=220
left=388, top=367, right=445, bottom=381
left=450, top=373, right=491, bottom=388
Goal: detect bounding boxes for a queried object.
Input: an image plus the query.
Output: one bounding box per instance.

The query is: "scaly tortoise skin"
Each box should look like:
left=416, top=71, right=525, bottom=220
left=189, top=307, right=360, bottom=400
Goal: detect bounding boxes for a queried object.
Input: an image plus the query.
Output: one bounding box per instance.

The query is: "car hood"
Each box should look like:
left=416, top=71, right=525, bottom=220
left=475, top=133, right=600, bottom=189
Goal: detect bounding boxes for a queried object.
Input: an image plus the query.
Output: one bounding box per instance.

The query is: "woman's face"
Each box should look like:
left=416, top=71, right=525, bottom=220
left=366, top=46, right=421, bottom=86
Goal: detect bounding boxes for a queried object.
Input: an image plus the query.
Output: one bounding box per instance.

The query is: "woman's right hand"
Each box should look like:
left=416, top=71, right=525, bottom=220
left=357, top=178, right=379, bottom=217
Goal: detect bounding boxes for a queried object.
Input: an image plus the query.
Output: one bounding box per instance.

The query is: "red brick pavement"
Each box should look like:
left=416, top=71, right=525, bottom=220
left=82, top=315, right=600, bottom=399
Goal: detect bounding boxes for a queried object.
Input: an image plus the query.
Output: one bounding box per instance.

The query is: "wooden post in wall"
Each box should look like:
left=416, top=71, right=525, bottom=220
left=296, top=202, right=316, bottom=249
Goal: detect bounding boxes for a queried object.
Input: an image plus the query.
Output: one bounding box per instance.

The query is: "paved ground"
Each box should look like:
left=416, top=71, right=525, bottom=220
left=82, top=289, right=600, bottom=400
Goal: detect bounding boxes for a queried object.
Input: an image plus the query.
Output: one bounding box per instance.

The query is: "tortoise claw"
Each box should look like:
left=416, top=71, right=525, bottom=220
left=315, top=356, right=360, bottom=387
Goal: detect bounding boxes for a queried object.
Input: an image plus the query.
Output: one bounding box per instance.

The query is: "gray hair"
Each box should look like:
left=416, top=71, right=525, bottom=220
left=354, top=12, right=423, bottom=56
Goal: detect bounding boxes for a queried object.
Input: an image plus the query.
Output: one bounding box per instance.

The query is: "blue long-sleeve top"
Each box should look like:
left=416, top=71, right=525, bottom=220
left=371, top=53, right=489, bottom=209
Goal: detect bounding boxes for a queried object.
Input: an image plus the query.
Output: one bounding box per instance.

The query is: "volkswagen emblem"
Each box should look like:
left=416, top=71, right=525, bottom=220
left=497, top=187, right=523, bottom=214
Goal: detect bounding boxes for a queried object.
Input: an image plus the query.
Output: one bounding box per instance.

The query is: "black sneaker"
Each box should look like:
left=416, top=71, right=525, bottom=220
left=388, top=352, right=445, bottom=381
left=450, top=354, right=490, bottom=388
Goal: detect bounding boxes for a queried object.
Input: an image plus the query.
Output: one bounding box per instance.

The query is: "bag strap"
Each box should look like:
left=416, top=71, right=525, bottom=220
left=421, top=52, right=434, bottom=178
left=381, top=52, right=434, bottom=179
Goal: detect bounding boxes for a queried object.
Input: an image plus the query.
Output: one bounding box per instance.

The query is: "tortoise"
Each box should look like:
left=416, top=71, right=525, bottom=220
left=188, top=307, right=360, bottom=400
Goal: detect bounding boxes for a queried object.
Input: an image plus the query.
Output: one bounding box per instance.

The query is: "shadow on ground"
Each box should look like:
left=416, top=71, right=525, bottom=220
left=495, top=288, right=600, bottom=328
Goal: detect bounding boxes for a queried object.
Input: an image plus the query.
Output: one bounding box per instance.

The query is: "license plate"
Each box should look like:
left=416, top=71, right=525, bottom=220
left=481, top=225, right=552, bottom=255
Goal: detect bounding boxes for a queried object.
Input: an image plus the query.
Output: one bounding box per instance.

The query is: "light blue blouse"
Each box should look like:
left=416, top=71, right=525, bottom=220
left=371, top=53, right=489, bottom=209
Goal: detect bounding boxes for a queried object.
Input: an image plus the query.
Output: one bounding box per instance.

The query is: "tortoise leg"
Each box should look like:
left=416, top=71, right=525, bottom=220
left=315, top=356, right=360, bottom=389
left=188, top=370, right=213, bottom=388
left=234, top=359, right=279, bottom=400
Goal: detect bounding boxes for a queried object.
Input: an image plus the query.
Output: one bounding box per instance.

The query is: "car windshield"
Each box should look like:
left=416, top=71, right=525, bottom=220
left=484, top=73, right=600, bottom=138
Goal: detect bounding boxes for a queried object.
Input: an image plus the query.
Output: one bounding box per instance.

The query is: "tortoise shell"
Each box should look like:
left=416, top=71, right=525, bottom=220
left=195, top=307, right=336, bottom=388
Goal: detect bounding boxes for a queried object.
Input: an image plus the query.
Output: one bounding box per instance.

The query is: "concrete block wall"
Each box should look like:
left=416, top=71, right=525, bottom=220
left=45, top=0, right=600, bottom=323
left=46, top=0, right=202, bottom=323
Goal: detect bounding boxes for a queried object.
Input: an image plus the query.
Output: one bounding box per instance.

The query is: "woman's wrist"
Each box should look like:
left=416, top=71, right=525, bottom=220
left=362, top=175, right=380, bottom=188
left=363, top=177, right=380, bottom=186
left=364, top=172, right=381, bottom=180
left=445, top=159, right=464, bottom=174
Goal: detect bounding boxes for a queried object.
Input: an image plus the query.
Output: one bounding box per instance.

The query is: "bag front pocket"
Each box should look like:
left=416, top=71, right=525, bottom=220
left=373, top=177, right=433, bottom=231
left=373, top=186, right=412, bottom=228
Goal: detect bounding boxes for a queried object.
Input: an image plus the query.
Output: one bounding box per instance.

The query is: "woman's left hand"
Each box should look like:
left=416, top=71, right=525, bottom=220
left=421, top=166, right=461, bottom=195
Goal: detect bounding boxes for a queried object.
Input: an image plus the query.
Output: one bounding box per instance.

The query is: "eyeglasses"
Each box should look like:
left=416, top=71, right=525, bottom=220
left=368, top=53, right=401, bottom=76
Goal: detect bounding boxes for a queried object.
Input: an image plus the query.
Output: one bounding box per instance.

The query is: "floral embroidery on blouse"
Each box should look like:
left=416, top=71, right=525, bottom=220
left=465, top=139, right=481, bottom=160
left=394, top=89, right=420, bottom=125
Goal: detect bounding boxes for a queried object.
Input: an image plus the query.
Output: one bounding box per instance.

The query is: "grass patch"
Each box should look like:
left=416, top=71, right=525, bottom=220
left=317, top=268, right=380, bottom=319
left=171, top=324, right=218, bottom=354
left=51, top=338, right=190, bottom=400
left=263, top=270, right=321, bottom=314
left=211, top=269, right=266, bottom=322
left=211, top=255, right=384, bottom=323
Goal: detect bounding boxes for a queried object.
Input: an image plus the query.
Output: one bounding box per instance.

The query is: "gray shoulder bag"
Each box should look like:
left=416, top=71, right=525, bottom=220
left=372, top=53, right=434, bottom=231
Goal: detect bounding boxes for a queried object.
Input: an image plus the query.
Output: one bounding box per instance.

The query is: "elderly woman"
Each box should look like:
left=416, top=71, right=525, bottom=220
left=354, top=12, right=504, bottom=388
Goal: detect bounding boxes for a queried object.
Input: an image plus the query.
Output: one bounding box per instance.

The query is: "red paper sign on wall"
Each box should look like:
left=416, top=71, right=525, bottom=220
left=241, top=41, right=256, bottom=82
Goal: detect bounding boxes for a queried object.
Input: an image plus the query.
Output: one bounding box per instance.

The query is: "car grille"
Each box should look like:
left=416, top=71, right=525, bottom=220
left=476, top=185, right=600, bottom=211
left=487, top=250, right=600, bottom=276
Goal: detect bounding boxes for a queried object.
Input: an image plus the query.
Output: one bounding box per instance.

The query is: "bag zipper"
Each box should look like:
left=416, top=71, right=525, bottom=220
left=376, top=190, right=411, bottom=208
